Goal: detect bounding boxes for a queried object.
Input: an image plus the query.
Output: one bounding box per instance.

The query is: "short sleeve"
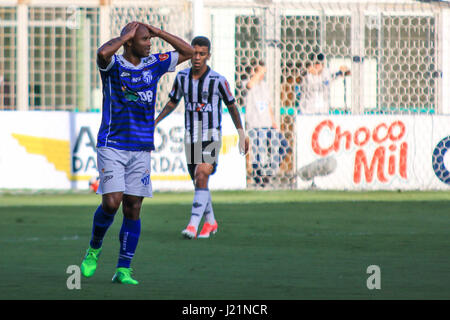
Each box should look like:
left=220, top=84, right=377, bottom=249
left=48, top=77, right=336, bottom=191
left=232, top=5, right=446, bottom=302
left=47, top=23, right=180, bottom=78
left=168, top=73, right=183, bottom=104
left=168, top=52, right=179, bottom=72
left=217, top=77, right=236, bottom=106
left=97, top=55, right=116, bottom=72
left=156, top=51, right=179, bottom=76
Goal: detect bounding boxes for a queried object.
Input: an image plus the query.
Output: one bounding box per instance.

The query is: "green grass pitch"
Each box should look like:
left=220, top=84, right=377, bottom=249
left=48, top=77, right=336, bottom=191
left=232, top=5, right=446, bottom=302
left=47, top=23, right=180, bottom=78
left=0, top=190, right=449, bottom=300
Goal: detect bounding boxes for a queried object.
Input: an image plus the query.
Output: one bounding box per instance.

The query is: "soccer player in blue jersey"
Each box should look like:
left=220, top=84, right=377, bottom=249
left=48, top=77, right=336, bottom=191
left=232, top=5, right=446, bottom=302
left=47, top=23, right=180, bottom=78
left=155, top=36, right=249, bottom=239
left=80, top=21, right=194, bottom=285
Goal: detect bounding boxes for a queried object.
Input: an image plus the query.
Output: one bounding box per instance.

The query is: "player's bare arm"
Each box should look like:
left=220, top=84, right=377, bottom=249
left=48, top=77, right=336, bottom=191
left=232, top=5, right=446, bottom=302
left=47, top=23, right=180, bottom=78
left=155, top=100, right=179, bottom=127
left=97, top=22, right=139, bottom=69
left=140, top=23, right=194, bottom=65
left=227, top=103, right=249, bottom=155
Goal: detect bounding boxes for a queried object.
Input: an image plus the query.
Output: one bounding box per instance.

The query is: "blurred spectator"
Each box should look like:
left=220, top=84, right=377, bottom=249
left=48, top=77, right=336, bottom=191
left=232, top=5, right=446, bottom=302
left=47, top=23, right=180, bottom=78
left=245, top=60, right=277, bottom=130
left=245, top=59, right=292, bottom=188
left=298, top=53, right=349, bottom=114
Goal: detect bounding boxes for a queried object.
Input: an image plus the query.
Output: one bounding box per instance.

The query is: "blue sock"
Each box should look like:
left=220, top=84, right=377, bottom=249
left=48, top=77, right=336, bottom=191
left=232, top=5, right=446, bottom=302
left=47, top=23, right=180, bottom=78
left=117, top=217, right=141, bottom=269
left=90, top=205, right=116, bottom=249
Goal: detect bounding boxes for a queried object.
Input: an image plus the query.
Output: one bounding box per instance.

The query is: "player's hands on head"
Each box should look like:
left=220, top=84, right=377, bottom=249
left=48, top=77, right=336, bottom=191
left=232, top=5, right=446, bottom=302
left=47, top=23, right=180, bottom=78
left=139, top=23, right=161, bottom=38
left=121, top=21, right=140, bottom=41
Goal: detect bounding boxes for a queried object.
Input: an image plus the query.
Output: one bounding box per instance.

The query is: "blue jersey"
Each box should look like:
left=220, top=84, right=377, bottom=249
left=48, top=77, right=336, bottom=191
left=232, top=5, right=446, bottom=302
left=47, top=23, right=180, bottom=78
left=97, top=52, right=178, bottom=151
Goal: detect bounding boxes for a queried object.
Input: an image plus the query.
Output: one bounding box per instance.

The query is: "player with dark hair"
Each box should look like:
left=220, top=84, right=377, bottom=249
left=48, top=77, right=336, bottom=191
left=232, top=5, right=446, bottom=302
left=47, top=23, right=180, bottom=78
left=155, top=36, right=249, bottom=239
left=190, top=35, right=211, bottom=52
left=79, top=22, right=193, bottom=285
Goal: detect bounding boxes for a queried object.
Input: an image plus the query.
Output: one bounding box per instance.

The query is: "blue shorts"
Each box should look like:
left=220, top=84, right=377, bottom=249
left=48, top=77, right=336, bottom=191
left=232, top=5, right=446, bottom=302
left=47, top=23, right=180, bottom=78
left=96, top=147, right=153, bottom=197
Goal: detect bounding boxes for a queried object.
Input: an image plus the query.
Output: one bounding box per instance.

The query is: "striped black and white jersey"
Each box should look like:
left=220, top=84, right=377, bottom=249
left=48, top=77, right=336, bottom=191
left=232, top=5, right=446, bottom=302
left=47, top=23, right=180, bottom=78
left=169, top=66, right=235, bottom=143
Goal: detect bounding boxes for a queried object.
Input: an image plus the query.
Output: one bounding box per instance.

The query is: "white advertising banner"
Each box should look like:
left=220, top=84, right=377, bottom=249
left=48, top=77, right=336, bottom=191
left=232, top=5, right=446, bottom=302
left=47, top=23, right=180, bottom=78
left=3, top=112, right=449, bottom=191
left=0, top=111, right=101, bottom=190
left=296, top=115, right=450, bottom=190
left=0, top=111, right=72, bottom=189
left=0, top=111, right=246, bottom=191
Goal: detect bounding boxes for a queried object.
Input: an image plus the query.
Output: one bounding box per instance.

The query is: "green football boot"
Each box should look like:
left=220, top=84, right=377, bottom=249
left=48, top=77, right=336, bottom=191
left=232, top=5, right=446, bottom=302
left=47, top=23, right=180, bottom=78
left=80, top=247, right=102, bottom=278
left=112, top=267, right=139, bottom=285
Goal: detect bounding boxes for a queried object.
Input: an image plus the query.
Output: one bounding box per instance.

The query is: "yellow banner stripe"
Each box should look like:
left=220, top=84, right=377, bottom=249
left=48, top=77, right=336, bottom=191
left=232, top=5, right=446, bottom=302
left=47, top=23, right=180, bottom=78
left=12, top=133, right=72, bottom=180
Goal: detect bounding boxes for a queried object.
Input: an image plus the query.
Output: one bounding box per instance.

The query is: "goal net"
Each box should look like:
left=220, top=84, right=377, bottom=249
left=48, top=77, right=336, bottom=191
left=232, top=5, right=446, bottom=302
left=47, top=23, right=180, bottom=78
left=1, top=0, right=448, bottom=191
left=203, top=0, right=450, bottom=190
left=108, top=0, right=450, bottom=190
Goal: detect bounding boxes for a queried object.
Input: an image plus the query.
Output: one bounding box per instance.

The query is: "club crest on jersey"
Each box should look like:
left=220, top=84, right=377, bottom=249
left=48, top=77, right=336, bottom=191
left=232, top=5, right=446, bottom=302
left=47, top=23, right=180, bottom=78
left=142, top=70, right=152, bottom=84
left=201, top=91, right=209, bottom=101
left=159, top=53, right=169, bottom=61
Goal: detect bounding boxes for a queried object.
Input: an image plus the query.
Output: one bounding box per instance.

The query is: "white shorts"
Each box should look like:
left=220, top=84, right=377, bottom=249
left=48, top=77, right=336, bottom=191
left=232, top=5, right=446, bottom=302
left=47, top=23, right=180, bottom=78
left=96, top=147, right=153, bottom=198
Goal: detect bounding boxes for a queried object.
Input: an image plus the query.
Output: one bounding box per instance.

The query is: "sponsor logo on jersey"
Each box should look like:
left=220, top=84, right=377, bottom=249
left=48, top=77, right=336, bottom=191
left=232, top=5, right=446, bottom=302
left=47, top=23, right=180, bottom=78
left=120, top=71, right=131, bottom=77
left=186, top=102, right=213, bottom=112
left=143, top=55, right=157, bottom=65
left=122, top=86, right=153, bottom=103
left=159, top=53, right=169, bottom=61
left=122, top=86, right=139, bottom=102
left=137, top=90, right=154, bottom=103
